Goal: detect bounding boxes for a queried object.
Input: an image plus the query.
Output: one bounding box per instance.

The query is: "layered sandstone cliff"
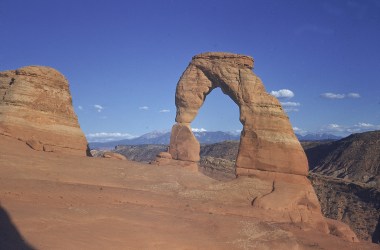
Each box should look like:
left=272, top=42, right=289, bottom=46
left=0, top=66, right=89, bottom=156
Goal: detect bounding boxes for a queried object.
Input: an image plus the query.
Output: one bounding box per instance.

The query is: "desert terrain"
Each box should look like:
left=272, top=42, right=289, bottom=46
left=1, top=56, right=379, bottom=249
left=1, top=134, right=379, bottom=249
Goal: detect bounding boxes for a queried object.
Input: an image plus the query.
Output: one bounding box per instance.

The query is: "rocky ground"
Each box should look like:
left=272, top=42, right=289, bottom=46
left=2, top=134, right=379, bottom=249
left=92, top=133, right=380, bottom=244
left=309, top=173, right=380, bottom=243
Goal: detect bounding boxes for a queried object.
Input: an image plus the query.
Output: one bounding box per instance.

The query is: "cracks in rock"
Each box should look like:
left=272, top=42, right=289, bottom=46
left=173, top=124, right=183, bottom=160
left=1, top=78, right=15, bottom=101
left=251, top=180, right=275, bottom=206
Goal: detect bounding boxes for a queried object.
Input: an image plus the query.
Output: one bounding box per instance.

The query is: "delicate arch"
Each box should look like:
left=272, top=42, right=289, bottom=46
left=169, top=52, right=308, bottom=176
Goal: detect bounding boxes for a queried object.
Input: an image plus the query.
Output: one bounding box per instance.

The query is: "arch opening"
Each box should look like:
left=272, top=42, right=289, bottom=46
left=192, top=87, right=242, bottom=180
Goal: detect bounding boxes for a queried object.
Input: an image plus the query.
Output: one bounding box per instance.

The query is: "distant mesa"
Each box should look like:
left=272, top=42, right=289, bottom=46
left=307, top=130, right=380, bottom=188
left=0, top=66, right=90, bottom=156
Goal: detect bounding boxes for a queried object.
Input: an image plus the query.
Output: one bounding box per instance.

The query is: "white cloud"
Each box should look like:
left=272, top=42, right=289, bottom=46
left=94, top=104, right=104, bottom=112
left=192, top=128, right=207, bottom=132
left=86, top=132, right=137, bottom=142
left=159, top=109, right=170, bottom=113
left=293, top=126, right=307, bottom=135
left=320, top=93, right=345, bottom=99
left=270, top=89, right=295, bottom=98
left=78, top=105, right=83, bottom=110
left=347, top=93, right=361, bottom=98
left=284, top=108, right=299, bottom=112
left=356, top=122, right=374, bottom=128
left=327, top=123, right=344, bottom=131
left=281, top=101, right=300, bottom=107
left=281, top=102, right=301, bottom=112
left=320, top=92, right=361, bottom=99
left=139, top=106, right=149, bottom=110
left=320, top=122, right=380, bottom=135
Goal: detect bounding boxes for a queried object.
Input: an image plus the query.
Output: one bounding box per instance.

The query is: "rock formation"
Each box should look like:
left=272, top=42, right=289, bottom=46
left=0, top=66, right=89, bottom=156
left=169, top=52, right=307, bottom=176
left=156, top=52, right=359, bottom=240
left=102, top=152, right=127, bottom=160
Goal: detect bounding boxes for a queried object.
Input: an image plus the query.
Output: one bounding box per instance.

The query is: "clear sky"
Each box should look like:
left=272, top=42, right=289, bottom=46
left=1, top=0, right=379, bottom=141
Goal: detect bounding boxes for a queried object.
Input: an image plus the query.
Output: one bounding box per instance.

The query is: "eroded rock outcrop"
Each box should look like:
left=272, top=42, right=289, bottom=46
left=170, top=52, right=307, bottom=176
left=156, top=52, right=359, bottom=241
left=0, top=66, right=89, bottom=156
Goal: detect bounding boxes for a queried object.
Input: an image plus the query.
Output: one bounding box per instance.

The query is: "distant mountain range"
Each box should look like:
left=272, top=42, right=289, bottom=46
left=296, top=133, right=342, bottom=141
left=89, top=130, right=240, bottom=149
left=89, top=130, right=342, bottom=149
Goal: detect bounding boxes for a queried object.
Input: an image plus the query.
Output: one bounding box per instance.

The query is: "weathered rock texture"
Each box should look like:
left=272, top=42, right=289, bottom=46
left=310, top=173, right=380, bottom=243
left=162, top=52, right=361, bottom=240
left=169, top=52, right=308, bottom=176
left=0, top=66, right=89, bottom=156
left=102, top=152, right=127, bottom=160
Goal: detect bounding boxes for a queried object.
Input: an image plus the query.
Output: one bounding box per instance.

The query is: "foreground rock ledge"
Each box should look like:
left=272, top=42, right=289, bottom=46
left=1, top=135, right=377, bottom=249
left=0, top=66, right=89, bottom=156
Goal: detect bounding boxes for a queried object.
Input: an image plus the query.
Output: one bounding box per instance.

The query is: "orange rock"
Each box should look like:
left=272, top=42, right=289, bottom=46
left=171, top=52, right=308, bottom=176
left=25, top=139, right=43, bottom=151
left=156, top=152, right=172, bottom=159
left=103, top=152, right=127, bottom=160
left=166, top=52, right=362, bottom=239
left=325, top=218, right=360, bottom=242
left=0, top=66, right=89, bottom=156
left=169, top=123, right=200, bottom=162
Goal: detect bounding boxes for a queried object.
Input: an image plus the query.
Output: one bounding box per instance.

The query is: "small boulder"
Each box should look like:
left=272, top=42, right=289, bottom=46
left=325, top=218, right=359, bottom=242
left=102, top=152, right=127, bottom=160
left=156, top=152, right=172, bottom=159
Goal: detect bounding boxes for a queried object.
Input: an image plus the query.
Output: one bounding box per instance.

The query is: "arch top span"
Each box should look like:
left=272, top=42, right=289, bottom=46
left=191, top=52, right=254, bottom=70
left=170, top=52, right=308, bottom=176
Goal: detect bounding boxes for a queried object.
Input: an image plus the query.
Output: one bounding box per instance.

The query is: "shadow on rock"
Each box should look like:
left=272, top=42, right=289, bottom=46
left=373, top=216, right=380, bottom=244
left=0, top=205, right=35, bottom=250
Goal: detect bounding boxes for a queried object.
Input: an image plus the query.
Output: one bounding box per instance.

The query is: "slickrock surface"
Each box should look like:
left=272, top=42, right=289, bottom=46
left=170, top=52, right=307, bottom=176
left=1, top=135, right=378, bottom=249
left=0, top=66, right=89, bottom=156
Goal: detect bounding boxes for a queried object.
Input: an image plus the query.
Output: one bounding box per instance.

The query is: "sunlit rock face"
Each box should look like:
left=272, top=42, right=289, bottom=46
left=171, top=52, right=308, bottom=176
left=0, top=66, right=89, bottom=156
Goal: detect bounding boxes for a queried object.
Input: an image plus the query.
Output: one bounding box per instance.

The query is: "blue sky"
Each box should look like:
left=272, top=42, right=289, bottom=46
left=1, top=0, right=379, bottom=142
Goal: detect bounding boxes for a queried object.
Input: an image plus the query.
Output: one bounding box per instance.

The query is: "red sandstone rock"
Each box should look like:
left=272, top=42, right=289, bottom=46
left=103, top=152, right=127, bottom=160
left=156, top=152, right=172, bottom=159
left=162, top=52, right=360, bottom=240
left=0, top=66, right=89, bottom=156
left=170, top=52, right=308, bottom=176
left=169, top=123, right=200, bottom=162
left=25, top=139, right=43, bottom=151
left=325, top=218, right=360, bottom=243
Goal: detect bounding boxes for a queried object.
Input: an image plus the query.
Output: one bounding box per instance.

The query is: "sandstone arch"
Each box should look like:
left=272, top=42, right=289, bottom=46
left=169, top=52, right=308, bottom=176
